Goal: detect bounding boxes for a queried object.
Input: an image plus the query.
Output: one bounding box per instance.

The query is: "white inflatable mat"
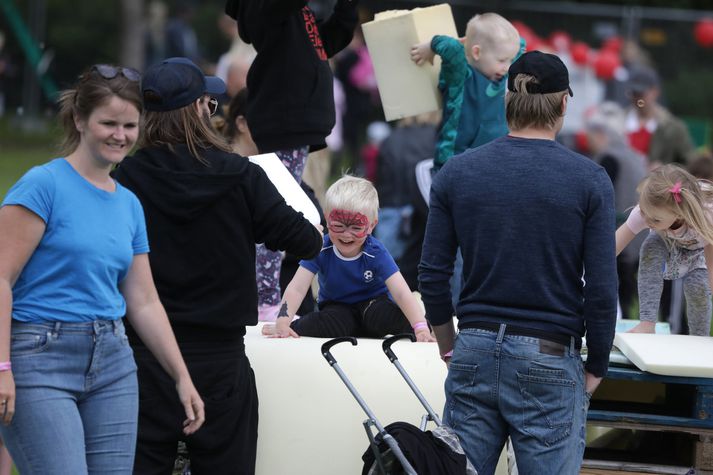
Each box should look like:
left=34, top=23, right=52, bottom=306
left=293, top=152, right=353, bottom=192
left=245, top=324, right=446, bottom=475
left=613, top=333, right=713, bottom=378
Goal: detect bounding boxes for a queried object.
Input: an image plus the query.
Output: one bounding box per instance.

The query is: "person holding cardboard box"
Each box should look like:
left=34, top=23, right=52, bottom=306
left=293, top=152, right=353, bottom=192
left=411, top=13, right=524, bottom=172
left=224, top=0, right=361, bottom=322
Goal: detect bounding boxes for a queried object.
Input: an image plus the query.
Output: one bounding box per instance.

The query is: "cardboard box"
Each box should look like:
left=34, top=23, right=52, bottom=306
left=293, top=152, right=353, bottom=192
left=362, top=4, right=457, bottom=121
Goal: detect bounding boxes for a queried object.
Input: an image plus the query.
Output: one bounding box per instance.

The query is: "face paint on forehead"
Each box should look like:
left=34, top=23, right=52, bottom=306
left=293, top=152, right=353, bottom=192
left=328, top=209, right=369, bottom=227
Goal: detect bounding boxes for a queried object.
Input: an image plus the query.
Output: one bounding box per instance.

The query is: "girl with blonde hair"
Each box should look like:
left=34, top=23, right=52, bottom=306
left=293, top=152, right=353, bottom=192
left=617, top=164, right=713, bottom=335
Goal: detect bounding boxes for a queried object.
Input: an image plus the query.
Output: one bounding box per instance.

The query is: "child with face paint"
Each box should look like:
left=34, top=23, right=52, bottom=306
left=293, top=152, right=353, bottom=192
left=262, top=176, right=435, bottom=341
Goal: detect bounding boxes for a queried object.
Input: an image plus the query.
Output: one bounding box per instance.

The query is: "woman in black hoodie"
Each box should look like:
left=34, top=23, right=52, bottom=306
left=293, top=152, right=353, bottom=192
left=224, top=0, right=359, bottom=320
left=113, top=57, right=322, bottom=474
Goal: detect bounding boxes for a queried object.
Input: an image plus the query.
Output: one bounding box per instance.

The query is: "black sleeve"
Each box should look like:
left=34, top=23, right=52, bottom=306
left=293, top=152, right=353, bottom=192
left=317, top=0, right=359, bottom=58
left=248, top=165, right=322, bottom=259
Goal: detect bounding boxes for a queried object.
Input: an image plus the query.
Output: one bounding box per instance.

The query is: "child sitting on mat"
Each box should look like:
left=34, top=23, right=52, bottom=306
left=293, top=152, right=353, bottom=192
left=263, top=175, right=434, bottom=341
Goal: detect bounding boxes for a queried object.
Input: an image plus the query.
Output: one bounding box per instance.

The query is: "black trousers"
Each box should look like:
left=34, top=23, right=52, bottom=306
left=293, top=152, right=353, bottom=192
left=291, top=294, right=414, bottom=338
left=132, top=343, right=258, bottom=475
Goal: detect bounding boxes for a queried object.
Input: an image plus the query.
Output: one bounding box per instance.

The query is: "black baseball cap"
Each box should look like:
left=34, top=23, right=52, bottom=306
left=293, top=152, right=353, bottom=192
left=141, top=57, right=226, bottom=112
left=508, top=51, right=574, bottom=97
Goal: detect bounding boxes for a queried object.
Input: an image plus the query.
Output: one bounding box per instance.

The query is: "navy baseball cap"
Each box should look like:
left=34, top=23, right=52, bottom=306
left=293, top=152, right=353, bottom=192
left=628, top=65, right=660, bottom=95
left=141, top=57, right=226, bottom=112
left=508, top=51, right=574, bottom=97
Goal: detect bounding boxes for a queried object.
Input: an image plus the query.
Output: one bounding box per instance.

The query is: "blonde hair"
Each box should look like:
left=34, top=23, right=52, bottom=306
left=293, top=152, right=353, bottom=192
left=638, top=164, right=713, bottom=245
left=505, top=74, right=567, bottom=130
left=140, top=104, right=231, bottom=163
left=325, top=175, right=379, bottom=222
left=465, top=13, right=519, bottom=54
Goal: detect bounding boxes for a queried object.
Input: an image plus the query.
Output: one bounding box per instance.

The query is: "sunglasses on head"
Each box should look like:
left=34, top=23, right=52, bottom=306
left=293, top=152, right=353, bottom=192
left=91, top=64, right=141, bottom=82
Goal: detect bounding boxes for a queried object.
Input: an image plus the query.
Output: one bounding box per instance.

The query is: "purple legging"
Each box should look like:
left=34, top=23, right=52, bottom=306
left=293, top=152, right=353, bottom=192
left=256, top=147, right=309, bottom=307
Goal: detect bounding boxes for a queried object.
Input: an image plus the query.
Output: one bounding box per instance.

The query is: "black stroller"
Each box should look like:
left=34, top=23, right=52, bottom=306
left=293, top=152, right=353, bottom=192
left=321, top=334, right=477, bottom=475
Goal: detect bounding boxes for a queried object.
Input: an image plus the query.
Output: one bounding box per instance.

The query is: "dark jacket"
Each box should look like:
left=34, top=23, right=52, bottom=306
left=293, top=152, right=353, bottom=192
left=224, top=0, right=358, bottom=153
left=112, top=145, right=322, bottom=343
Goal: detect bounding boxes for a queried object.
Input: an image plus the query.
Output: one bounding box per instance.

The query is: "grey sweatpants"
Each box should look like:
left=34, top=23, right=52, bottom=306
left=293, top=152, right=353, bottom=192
left=638, top=232, right=712, bottom=336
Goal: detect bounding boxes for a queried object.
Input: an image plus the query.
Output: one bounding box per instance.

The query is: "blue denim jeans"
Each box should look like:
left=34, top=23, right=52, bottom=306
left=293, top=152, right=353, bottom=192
left=443, top=325, right=590, bottom=475
left=0, top=319, right=138, bottom=475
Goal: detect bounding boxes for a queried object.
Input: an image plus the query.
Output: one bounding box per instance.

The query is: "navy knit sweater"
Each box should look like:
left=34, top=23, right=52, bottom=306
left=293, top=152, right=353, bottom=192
left=419, top=135, right=617, bottom=377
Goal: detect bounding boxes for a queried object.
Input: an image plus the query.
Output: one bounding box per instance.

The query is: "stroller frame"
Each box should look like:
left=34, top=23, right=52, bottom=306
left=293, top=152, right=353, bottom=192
left=321, top=337, right=418, bottom=475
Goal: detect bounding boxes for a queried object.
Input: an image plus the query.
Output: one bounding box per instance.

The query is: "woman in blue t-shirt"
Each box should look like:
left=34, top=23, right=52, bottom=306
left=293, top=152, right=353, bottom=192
left=0, top=65, right=204, bottom=474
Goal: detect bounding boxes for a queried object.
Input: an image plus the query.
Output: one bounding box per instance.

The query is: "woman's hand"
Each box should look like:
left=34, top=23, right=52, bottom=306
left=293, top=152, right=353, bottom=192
left=175, top=376, right=205, bottom=435
left=0, top=371, right=15, bottom=425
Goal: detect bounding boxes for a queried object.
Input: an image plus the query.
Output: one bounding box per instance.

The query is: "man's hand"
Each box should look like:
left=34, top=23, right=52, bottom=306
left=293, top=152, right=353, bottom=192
left=584, top=372, right=602, bottom=395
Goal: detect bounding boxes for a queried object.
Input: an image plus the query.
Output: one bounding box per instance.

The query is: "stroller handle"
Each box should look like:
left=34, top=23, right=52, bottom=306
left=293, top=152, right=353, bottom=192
left=382, top=333, right=416, bottom=362
left=321, top=337, right=357, bottom=366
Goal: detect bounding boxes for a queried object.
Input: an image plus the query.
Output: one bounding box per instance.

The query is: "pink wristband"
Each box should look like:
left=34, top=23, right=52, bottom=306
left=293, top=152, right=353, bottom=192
left=441, top=350, right=453, bottom=362
left=0, top=361, right=11, bottom=372
left=412, top=321, right=429, bottom=331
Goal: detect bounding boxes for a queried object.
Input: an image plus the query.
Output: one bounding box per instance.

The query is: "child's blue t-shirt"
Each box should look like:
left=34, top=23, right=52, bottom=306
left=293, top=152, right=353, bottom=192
left=2, top=158, right=149, bottom=322
left=299, top=235, right=399, bottom=305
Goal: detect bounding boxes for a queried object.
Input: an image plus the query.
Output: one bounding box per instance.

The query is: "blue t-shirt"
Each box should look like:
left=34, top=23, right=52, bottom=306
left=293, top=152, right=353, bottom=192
left=2, top=158, right=149, bottom=322
left=300, top=235, right=399, bottom=305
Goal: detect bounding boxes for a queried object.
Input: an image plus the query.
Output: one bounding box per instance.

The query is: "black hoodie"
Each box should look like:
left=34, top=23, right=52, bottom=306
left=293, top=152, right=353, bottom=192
left=112, top=145, right=322, bottom=343
left=224, top=0, right=358, bottom=153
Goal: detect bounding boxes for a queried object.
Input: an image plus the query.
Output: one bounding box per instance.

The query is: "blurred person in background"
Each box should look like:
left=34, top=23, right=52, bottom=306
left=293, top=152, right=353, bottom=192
left=374, top=113, right=438, bottom=269
left=625, top=65, right=695, bottom=169
left=586, top=101, right=647, bottom=317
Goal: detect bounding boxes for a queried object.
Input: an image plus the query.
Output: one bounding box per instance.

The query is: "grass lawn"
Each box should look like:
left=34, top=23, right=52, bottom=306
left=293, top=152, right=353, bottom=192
left=0, top=117, right=59, bottom=199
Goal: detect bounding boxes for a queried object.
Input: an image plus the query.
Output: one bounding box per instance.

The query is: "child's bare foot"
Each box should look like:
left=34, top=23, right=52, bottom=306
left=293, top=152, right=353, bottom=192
left=262, top=324, right=276, bottom=336
left=627, top=321, right=656, bottom=334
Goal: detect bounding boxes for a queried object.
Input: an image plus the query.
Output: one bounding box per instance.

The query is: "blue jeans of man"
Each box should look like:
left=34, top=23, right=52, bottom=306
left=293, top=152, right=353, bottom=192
left=443, top=325, right=590, bottom=475
left=0, top=319, right=138, bottom=475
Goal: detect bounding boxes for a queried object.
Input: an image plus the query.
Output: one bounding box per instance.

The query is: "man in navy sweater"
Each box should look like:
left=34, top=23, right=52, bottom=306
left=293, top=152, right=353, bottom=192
left=419, top=51, right=617, bottom=475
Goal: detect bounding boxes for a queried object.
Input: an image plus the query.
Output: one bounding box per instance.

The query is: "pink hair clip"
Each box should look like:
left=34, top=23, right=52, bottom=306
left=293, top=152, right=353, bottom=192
left=669, top=181, right=683, bottom=204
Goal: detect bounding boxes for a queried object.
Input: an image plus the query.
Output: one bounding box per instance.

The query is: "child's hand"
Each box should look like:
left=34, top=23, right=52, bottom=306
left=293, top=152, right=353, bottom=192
left=627, top=321, right=656, bottom=334
left=415, top=327, right=436, bottom=342
left=410, top=42, right=435, bottom=66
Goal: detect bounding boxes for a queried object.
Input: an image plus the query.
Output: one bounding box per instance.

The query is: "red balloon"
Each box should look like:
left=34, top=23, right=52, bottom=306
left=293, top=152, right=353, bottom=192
left=525, top=36, right=544, bottom=52
left=570, top=42, right=590, bottom=66
left=511, top=20, right=542, bottom=51
left=592, top=50, right=620, bottom=80
left=575, top=130, right=590, bottom=154
left=511, top=20, right=534, bottom=39
left=549, top=30, right=572, bottom=52
left=602, top=36, right=623, bottom=54
left=694, top=18, right=713, bottom=48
